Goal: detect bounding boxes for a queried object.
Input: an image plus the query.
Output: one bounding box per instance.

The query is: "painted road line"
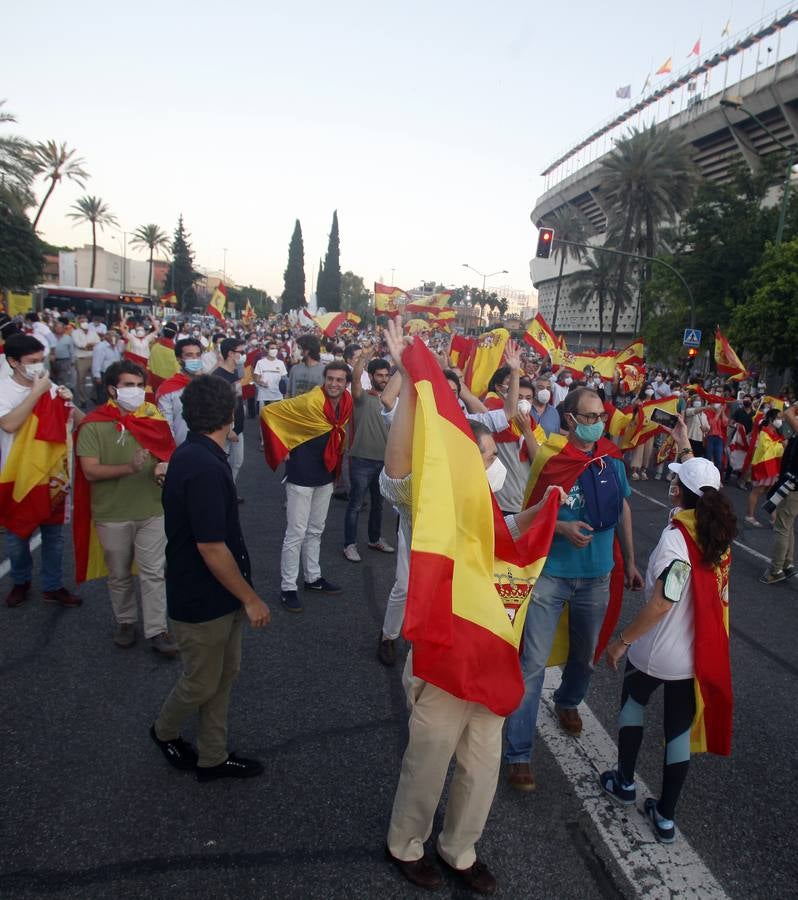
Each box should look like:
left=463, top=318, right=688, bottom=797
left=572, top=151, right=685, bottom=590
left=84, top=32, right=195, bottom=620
left=0, top=532, right=43, bottom=579
left=631, top=487, right=771, bottom=565
left=539, top=668, right=730, bottom=899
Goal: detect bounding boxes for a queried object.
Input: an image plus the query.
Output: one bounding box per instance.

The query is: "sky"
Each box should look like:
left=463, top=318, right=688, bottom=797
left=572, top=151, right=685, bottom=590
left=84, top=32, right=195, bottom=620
left=3, top=0, right=783, bottom=300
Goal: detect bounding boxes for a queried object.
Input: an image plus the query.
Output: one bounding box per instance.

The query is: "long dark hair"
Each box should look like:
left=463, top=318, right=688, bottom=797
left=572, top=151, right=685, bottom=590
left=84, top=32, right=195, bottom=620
left=680, top=484, right=738, bottom=566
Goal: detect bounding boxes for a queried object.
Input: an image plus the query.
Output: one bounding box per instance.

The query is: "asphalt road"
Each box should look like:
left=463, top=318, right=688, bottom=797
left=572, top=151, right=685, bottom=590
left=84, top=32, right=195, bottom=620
left=1, top=419, right=796, bottom=899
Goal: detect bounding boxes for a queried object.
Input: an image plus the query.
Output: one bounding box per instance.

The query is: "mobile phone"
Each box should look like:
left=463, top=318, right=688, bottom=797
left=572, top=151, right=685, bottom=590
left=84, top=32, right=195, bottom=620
left=650, top=407, right=678, bottom=429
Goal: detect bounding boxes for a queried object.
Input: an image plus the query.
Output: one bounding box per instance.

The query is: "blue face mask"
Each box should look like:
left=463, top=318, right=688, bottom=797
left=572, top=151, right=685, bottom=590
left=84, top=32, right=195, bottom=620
left=573, top=420, right=604, bottom=443
left=184, top=358, right=203, bottom=374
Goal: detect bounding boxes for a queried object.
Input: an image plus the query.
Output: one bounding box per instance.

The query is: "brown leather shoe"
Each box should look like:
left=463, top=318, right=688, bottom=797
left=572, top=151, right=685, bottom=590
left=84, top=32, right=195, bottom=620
left=555, top=704, right=582, bottom=736
left=507, top=762, right=536, bottom=792
left=377, top=634, right=396, bottom=667
left=5, top=581, right=31, bottom=607
left=436, top=851, right=497, bottom=895
left=42, top=587, right=82, bottom=608
left=385, top=844, right=442, bottom=890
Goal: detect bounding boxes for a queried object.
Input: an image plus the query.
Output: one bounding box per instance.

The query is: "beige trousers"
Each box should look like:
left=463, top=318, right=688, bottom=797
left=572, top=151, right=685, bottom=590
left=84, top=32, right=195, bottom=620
left=94, top=515, right=167, bottom=639
left=771, top=488, right=798, bottom=573
left=387, top=653, right=504, bottom=870
left=155, top=609, right=244, bottom=767
left=74, top=356, right=93, bottom=406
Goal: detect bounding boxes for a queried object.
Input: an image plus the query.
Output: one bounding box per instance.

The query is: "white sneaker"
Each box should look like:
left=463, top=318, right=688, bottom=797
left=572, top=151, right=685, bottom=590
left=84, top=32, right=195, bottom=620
left=343, top=544, right=361, bottom=562
left=368, top=538, right=395, bottom=554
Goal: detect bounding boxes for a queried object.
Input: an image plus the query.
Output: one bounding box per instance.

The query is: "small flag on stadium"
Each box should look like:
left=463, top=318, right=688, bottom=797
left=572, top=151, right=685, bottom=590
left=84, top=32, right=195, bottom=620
left=688, top=39, right=701, bottom=57
left=207, top=283, right=227, bottom=321
left=616, top=85, right=631, bottom=99
left=656, top=57, right=672, bottom=75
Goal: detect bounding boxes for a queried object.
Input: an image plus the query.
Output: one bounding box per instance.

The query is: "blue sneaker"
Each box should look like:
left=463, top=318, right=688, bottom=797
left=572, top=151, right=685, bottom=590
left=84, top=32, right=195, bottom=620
left=280, top=590, right=303, bottom=613
left=644, top=798, right=676, bottom=844
left=303, top=577, right=342, bottom=594
left=599, top=769, right=636, bottom=806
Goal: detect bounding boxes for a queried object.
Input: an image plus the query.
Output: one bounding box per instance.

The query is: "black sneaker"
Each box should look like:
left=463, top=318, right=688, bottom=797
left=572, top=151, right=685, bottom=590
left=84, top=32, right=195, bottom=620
left=599, top=769, right=636, bottom=806
left=644, top=798, right=676, bottom=843
left=281, top=590, right=303, bottom=613
left=303, top=577, right=342, bottom=594
left=785, top=565, right=797, bottom=579
left=196, top=753, right=263, bottom=782
left=149, top=724, right=198, bottom=771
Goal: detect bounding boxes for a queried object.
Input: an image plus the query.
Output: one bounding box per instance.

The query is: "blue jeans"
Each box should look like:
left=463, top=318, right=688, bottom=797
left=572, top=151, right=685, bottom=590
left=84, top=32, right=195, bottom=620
left=705, top=435, right=724, bottom=472
left=344, top=457, right=384, bottom=546
left=6, top=525, right=65, bottom=591
left=504, top=571, right=611, bottom=764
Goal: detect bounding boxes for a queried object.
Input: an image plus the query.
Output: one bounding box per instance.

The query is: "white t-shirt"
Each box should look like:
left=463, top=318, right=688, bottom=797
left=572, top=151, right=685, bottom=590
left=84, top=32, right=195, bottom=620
left=0, top=378, right=49, bottom=469
left=628, top=523, right=694, bottom=680
left=254, top=356, right=287, bottom=402
left=124, top=334, right=152, bottom=359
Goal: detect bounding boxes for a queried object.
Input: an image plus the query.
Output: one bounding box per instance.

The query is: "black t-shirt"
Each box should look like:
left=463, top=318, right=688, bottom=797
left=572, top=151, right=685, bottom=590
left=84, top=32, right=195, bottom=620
left=285, top=432, right=335, bottom=487
left=731, top=406, right=754, bottom=433
left=163, top=432, right=251, bottom=623
left=213, top=367, right=245, bottom=434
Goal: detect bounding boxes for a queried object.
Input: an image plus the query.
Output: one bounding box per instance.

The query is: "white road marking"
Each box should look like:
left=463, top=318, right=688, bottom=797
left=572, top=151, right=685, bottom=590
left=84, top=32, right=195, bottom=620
left=631, top=487, right=771, bottom=565
left=0, top=532, right=43, bottom=579
left=539, top=668, right=730, bottom=899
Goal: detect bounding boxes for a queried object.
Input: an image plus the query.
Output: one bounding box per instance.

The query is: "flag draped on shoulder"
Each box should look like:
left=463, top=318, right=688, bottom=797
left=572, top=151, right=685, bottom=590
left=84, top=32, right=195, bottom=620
left=72, top=402, right=176, bottom=583
left=155, top=371, right=191, bottom=400
left=671, top=509, right=733, bottom=755
left=714, top=328, right=746, bottom=380
left=749, top=425, right=784, bottom=480
left=523, top=313, right=559, bottom=359
left=147, top=338, right=180, bottom=392
left=374, top=283, right=407, bottom=317
left=0, top=390, right=71, bottom=540
left=401, top=338, right=559, bottom=716
left=207, top=283, right=227, bottom=322
left=260, top=386, right=352, bottom=475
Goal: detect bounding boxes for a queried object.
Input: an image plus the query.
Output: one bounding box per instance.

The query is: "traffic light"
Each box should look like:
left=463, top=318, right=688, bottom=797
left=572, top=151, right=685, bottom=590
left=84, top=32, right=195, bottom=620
left=536, top=227, right=555, bottom=259
left=687, top=347, right=698, bottom=358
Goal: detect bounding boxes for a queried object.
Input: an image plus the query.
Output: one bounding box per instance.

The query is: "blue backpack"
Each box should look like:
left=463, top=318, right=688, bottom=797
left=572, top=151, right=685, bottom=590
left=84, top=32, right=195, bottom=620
left=577, top=456, right=623, bottom=532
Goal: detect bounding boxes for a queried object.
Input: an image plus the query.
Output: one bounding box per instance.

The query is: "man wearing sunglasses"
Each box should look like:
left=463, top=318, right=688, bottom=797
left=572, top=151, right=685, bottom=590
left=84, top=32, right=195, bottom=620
left=504, top=387, right=643, bottom=792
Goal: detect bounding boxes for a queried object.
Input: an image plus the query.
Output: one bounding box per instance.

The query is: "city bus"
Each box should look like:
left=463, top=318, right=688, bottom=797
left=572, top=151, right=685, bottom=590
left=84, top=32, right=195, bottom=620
left=34, top=285, right=155, bottom=322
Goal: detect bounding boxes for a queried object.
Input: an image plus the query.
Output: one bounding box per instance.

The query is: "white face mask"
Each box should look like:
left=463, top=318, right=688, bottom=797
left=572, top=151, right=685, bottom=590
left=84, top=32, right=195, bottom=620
left=692, top=400, right=702, bottom=408
left=22, top=362, right=46, bottom=380
left=135, top=328, right=145, bottom=338
left=645, top=388, right=654, bottom=397
left=79, top=321, right=89, bottom=330
left=517, top=398, right=532, bottom=416
left=115, top=386, right=146, bottom=411
left=267, top=348, right=278, bottom=358
left=486, top=457, right=507, bottom=493
left=536, top=388, right=551, bottom=404
left=563, top=377, right=573, bottom=386
left=773, top=418, right=783, bottom=429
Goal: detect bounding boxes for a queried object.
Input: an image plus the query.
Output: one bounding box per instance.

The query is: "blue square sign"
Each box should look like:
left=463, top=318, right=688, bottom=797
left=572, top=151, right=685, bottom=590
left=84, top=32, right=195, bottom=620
left=682, top=328, right=702, bottom=347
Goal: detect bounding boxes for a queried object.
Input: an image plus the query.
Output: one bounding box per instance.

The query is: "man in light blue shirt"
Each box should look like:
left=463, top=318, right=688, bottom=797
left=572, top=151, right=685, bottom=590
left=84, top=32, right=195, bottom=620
left=91, top=331, right=121, bottom=404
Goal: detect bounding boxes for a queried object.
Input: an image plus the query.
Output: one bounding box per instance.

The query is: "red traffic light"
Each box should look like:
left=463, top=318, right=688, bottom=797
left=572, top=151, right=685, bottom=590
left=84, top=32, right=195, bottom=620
left=687, top=347, right=698, bottom=357
left=536, top=227, right=555, bottom=259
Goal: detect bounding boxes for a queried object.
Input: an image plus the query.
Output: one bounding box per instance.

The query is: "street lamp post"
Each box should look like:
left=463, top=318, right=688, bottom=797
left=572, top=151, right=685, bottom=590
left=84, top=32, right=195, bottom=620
left=461, top=263, right=509, bottom=295
left=720, top=96, right=797, bottom=244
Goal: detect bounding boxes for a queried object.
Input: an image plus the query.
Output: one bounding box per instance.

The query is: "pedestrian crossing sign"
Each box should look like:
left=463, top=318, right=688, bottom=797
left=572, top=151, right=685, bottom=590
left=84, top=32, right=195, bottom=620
left=682, top=328, right=702, bottom=347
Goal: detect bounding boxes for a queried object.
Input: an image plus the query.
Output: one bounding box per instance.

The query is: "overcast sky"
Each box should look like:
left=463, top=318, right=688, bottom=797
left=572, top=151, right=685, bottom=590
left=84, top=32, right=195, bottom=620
left=4, top=0, right=781, bottom=298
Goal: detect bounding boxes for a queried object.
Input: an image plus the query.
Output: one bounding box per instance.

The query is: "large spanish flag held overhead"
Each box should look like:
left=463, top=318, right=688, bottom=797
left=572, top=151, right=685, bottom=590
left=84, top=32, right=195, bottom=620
left=406, top=290, right=453, bottom=315
left=0, top=390, right=71, bottom=540
left=207, top=283, right=228, bottom=321
left=314, top=310, right=361, bottom=337
left=401, top=337, right=559, bottom=716
left=523, top=312, right=559, bottom=359
left=714, top=327, right=746, bottom=380
left=374, top=282, right=408, bottom=317
left=462, top=327, right=509, bottom=398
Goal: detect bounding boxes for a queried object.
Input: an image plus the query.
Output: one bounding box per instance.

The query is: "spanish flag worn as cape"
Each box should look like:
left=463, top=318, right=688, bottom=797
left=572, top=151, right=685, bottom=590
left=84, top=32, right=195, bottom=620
left=0, top=390, right=70, bottom=540
left=147, top=338, right=180, bottom=392
left=401, top=337, right=559, bottom=716
left=671, top=509, right=733, bottom=756
left=750, top=425, right=784, bottom=481
left=156, top=372, right=191, bottom=400
left=260, top=386, right=353, bottom=476
left=123, top=349, right=148, bottom=369
left=523, top=433, right=626, bottom=665
left=72, top=401, right=176, bottom=583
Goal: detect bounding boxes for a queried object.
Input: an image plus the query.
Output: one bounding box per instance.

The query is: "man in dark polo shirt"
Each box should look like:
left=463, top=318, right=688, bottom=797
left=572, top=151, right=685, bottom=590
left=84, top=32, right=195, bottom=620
left=150, top=375, right=271, bottom=782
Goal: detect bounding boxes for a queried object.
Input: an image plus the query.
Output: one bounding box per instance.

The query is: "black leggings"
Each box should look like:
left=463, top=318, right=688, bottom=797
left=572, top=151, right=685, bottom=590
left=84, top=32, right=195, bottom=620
left=617, top=661, right=696, bottom=821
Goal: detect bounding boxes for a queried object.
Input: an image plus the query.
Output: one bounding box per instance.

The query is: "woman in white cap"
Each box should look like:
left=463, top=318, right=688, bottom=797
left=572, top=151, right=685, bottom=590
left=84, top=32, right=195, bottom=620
left=598, top=418, right=737, bottom=844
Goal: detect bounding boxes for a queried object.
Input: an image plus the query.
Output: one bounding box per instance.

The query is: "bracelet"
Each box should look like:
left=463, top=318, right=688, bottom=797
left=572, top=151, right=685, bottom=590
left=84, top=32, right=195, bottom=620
left=618, top=630, right=632, bottom=647
left=677, top=447, right=693, bottom=462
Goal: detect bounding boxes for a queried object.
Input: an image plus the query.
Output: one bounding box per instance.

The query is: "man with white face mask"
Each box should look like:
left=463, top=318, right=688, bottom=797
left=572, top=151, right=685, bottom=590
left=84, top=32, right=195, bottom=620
left=76, top=360, right=176, bottom=654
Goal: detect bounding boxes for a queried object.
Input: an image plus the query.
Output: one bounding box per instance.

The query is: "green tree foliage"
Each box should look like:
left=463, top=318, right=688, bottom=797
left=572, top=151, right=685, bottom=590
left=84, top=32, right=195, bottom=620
left=227, top=284, right=275, bottom=318
left=545, top=205, right=588, bottom=330
left=340, top=271, right=373, bottom=325
left=282, top=219, right=305, bottom=311
left=130, top=223, right=170, bottom=298
left=450, top=285, right=506, bottom=318
left=730, top=240, right=798, bottom=373
left=0, top=201, right=44, bottom=290
left=0, top=101, right=38, bottom=213
left=67, top=194, right=117, bottom=288
left=567, top=252, right=631, bottom=351
left=31, top=140, right=88, bottom=231
left=317, top=209, right=341, bottom=311
left=163, top=214, right=200, bottom=310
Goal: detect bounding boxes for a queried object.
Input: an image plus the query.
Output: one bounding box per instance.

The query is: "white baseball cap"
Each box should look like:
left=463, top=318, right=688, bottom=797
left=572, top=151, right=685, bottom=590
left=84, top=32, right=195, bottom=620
left=668, top=456, right=721, bottom=496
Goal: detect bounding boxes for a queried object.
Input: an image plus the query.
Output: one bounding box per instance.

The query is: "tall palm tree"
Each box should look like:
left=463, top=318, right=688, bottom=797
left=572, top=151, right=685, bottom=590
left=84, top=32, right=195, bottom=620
left=599, top=125, right=695, bottom=345
left=68, top=195, right=118, bottom=287
left=545, top=205, right=589, bottom=331
left=0, top=101, right=38, bottom=212
left=568, top=252, right=633, bottom=351
left=130, top=223, right=170, bottom=297
left=31, top=140, right=88, bottom=231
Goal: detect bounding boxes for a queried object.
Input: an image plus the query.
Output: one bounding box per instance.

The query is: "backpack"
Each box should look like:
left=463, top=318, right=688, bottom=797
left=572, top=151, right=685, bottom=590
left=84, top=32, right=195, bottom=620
left=577, top=457, right=623, bottom=532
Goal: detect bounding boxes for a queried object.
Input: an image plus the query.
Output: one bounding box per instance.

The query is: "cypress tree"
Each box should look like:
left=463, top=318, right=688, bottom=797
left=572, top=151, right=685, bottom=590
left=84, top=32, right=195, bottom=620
left=317, top=209, right=341, bottom=311
left=315, top=257, right=323, bottom=303
left=282, top=219, right=306, bottom=311
left=163, top=214, right=198, bottom=310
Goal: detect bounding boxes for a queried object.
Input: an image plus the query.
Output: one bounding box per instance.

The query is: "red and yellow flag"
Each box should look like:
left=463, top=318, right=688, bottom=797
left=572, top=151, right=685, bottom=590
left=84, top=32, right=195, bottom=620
left=242, top=299, right=256, bottom=325
left=160, top=291, right=177, bottom=306
left=401, top=337, right=559, bottom=716
left=0, top=391, right=70, bottom=540
left=313, top=311, right=361, bottom=337
left=656, top=57, right=673, bottom=74
left=614, top=338, right=645, bottom=367
left=404, top=318, right=432, bottom=335
left=523, top=313, right=559, bottom=359
left=374, top=283, right=408, bottom=317
left=147, top=338, right=180, bottom=392
left=750, top=426, right=785, bottom=481
left=619, top=395, right=680, bottom=450
left=617, top=362, right=645, bottom=394
left=406, top=290, right=453, bottom=315
left=462, top=327, right=510, bottom=398
left=207, top=283, right=228, bottom=322
left=714, top=328, right=746, bottom=380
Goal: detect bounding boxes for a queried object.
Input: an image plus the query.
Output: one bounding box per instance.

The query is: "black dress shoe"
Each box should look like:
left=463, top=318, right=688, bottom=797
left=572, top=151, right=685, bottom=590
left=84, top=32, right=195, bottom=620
left=377, top=634, right=397, bottom=667
left=149, top=725, right=198, bottom=771
left=196, top=752, right=263, bottom=782
left=436, top=851, right=497, bottom=895
left=385, top=845, right=441, bottom=890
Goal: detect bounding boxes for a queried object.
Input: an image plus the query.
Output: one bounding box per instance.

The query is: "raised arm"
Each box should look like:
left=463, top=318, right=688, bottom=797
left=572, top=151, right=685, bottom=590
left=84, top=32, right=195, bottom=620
left=382, top=319, right=415, bottom=478
left=504, top=339, right=522, bottom=420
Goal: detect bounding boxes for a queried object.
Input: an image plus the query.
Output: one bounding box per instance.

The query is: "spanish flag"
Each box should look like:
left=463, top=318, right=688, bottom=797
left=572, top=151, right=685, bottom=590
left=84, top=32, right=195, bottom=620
left=260, top=386, right=353, bottom=475
left=618, top=395, right=680, bottom=450
left=656, top=56, right=673, bottom=75
left=405, top=318, right=432, bottom=335
left=374, top=283, right=408, bottom=317
left=714, top=327, right=746, bottom=380
left=523, top=312, right=559, bottom=359
left=242, top=299, right=256, bottom=325
left=401, top=337, right=559, bottom=716
left=750, top=425, right=785, bottom=481
left=614, top=338, right=645, bottom=366
left=155, top=372, right=191, bottom=401
left=617, top=362, right=645, bottom=394
left=603, top=400, right=634, bottom=438
left=241, top=348, right=260, bottom=402
left=207, top=283, right=228, bottom=322
left=671, top=509, right=733, bottom=755
left=147, top=338, right=180, bottom=392
left=72, top=402, right=176, bottom=583
left=406, top=290, right=453, bottom=315
left=160, top=291, right=178, bottom=306
left=462, top=327, right=510, bottom=398
left=0, top=391, right=71, bottom=540
left=314, top=311, right=361, bottom=337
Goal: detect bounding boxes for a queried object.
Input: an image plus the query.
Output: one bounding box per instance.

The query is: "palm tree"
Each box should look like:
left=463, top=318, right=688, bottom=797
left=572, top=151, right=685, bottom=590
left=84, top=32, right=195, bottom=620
left=599, top=125, right=695, bottom=345
left=568, top=252, right=633, bottom=351
left=130, top=223, right=170, bottom=298
left=31, top=140, right=89, bottom=231
left=0, top=101, right=38, bottom=212
left=68, top=195, right=118, bottom=287
left=545, top=205, right=589, bottom=331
